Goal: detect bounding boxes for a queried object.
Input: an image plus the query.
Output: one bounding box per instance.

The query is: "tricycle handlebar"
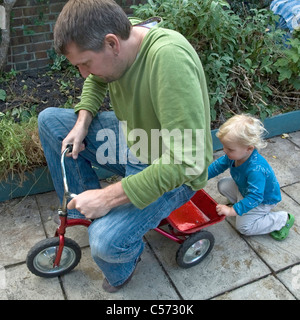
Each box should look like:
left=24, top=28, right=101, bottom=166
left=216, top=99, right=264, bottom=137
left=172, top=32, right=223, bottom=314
left=60, top=145, right=77, bottom=214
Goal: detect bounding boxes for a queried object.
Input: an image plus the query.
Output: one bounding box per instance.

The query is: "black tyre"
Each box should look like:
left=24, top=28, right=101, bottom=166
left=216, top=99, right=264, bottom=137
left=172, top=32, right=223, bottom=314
left=176, top=231, right=215, bottom=268
left=26, top=237, right=81, bottom=278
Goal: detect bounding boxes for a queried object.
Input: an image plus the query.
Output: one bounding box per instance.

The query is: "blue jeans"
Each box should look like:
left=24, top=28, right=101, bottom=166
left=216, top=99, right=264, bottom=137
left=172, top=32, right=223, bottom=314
left=38, top=108, right=195, bottom=286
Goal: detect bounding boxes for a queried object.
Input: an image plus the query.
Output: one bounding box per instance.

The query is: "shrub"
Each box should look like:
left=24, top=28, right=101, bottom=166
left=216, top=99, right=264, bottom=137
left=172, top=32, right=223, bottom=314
left=132, top=0, right=300, bottom=125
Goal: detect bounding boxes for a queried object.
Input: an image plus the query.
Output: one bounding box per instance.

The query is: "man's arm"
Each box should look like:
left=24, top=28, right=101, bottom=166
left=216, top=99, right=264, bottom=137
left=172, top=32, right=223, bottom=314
left=64, top=75, right=116, bottom=217
left=65, top=74, right=108, bottom=158
left=67, top=180, right=130, bottom=219
left=62, top=109, right=93, bottom=159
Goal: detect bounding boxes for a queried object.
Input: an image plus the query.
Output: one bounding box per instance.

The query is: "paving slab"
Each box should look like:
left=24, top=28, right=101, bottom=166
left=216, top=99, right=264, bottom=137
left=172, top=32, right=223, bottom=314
left=0, top=196, right=46, bottom=266
left=260, top=134, right=300, bottom=187
left=0, top=263, right=64, bottom=300
left=145, top=220, right=271, bottom=300
left=277, top=264, right=300, bottom=299
left=61, top=244, right=181, bottom=300
left=214, top=275, right=296, bottom=300
left=0, top=130, right=299, bottom=300
left=287, top=131, right=300, bottom=146
left=282, top=182, right=300, bottom=206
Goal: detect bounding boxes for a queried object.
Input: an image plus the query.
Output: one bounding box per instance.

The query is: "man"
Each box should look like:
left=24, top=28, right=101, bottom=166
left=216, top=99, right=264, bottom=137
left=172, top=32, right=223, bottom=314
left=39, top=0, right=212, bottom=293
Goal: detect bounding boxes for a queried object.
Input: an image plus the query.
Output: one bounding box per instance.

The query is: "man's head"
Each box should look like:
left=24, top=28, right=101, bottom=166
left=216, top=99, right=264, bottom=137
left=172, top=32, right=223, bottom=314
left=54, top=0, right=132, bottom=55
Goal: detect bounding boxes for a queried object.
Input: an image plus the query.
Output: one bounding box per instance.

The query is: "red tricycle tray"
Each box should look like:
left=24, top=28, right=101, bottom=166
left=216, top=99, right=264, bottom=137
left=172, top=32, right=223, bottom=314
left=155, top=189, right=225, bottom=268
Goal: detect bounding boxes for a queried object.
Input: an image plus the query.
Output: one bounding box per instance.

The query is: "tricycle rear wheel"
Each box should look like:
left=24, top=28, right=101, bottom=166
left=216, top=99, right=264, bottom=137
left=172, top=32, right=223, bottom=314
left=176, top=231, right=214, bottom=268
left=26, top=237, right=81, bottom=278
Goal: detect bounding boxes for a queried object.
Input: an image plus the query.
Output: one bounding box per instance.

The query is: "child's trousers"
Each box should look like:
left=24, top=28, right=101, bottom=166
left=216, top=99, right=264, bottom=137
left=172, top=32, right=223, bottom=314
left=217, top=177, right=287, bottom=236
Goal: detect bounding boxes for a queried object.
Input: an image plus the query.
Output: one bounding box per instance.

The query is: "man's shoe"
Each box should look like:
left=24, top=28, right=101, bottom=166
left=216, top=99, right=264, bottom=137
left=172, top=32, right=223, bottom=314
left=102, top=257, right=141, bottom=293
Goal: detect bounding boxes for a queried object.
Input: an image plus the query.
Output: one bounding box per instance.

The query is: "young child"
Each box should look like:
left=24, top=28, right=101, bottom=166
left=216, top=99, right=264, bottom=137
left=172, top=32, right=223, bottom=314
left=208, top=114, right=294, bottom=240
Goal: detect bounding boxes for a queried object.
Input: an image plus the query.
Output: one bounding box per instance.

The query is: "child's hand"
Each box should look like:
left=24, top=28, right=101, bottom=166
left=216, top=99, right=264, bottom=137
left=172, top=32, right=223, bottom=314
left=216, top=204, right=237, bottom=217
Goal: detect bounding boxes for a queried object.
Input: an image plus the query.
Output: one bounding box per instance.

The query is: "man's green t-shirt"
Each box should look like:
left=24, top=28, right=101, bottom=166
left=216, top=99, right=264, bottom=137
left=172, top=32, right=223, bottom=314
left=74, top=24, right=213, bottom=209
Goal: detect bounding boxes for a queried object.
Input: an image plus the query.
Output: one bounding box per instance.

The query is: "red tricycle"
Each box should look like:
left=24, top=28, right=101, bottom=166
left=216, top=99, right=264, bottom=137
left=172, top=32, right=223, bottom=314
left=26, top=145, right=225, bottom=277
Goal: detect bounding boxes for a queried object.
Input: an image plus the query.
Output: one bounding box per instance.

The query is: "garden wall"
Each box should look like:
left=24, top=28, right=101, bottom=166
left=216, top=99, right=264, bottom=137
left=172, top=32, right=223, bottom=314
left=5, top=0, right=145, bottom=72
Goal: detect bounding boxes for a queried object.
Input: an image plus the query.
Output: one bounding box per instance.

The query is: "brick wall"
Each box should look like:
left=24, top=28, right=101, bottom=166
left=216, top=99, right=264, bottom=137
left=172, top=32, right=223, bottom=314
left=5, top=0, right=145, bottom=72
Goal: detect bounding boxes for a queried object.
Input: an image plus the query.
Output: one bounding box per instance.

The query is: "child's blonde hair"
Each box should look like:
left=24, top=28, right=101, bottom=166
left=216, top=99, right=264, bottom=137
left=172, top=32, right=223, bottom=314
left=216, top=114, right=268, bottom=150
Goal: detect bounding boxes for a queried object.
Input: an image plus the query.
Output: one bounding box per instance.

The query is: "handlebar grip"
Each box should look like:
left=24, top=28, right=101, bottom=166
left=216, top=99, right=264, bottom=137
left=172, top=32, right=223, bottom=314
left=66, top=144, right=73, bottom=153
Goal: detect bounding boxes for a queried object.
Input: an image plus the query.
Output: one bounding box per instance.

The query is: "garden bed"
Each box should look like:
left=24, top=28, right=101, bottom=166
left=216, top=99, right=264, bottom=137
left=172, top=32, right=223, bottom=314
left=0, top=67, right=111, bottom=185
left=0, top=69, right=83, bottom=115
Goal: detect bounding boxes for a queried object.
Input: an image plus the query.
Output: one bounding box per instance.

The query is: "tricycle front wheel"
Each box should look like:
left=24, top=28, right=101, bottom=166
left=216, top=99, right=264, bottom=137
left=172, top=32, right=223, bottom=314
left=26, top=237, right=81, bottom=278
left=176, top=231, right=214, bottom=268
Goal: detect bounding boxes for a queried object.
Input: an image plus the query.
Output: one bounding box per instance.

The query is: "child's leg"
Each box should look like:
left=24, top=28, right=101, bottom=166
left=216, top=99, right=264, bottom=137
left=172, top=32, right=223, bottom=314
left=217, top=177, right=240, bottom=204
left=235, top=204, right=288, bottom=236
left=217, top=177, right=289, bottom=237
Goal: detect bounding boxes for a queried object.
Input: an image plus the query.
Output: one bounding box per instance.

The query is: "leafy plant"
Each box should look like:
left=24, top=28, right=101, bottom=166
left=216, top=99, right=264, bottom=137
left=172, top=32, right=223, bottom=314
left=0, top=89, right=6, bottom=101
left=0, top=69, right=17, bottom=82
left=48, top=49, right=80, bottom=77
left=274, top=33, right=300, bottom=89
left=132, top=0, right=299, bottom=124
left=0, top=115, right=46, bottom=182
left=229, top=0, right=272, bottom=17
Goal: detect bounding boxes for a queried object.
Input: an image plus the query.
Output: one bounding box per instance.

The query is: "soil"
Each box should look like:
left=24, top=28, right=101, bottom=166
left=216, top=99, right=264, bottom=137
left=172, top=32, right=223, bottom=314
left=0, top=68, right=221, bottom=129
left=0, top=68, right=111, bottom=117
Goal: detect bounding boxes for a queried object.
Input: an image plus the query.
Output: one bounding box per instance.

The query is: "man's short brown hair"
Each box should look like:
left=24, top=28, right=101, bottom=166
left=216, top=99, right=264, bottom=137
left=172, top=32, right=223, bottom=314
left=54, top=0, right=132, bottom=55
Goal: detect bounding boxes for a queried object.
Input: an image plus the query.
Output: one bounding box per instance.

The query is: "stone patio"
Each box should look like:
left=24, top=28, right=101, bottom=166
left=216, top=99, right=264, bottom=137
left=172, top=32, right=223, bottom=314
left=0, top=131, right=299, bottom=300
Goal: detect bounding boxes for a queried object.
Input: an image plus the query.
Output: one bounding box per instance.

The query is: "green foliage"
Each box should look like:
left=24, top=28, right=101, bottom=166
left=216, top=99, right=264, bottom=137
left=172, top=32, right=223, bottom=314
left=229, top=0, right=272, bottom=17
left=274, top=32, right=300, bottom=89
left=0, top=89, right=6, bottom=101
left=0, top=69, right=17, bottom=104
left=0, top=115, right=46, bottom=182
left=47, top=50, right=82, bottom=108
left=0, top=68, right=17, bottom=81
left=132, top=0, right=299, bottom=122
left=48, top=49, right=80, bottom=77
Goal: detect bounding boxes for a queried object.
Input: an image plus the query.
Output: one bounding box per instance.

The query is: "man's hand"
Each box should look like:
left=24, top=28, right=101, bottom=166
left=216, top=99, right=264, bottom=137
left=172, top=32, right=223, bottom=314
left=62, top=110, right=93, bottom=159
left=67, top=189, right=111, bottom=219
left=67, top=181, right=130, bottom=219
left=216, top=204, right=237, bottom=217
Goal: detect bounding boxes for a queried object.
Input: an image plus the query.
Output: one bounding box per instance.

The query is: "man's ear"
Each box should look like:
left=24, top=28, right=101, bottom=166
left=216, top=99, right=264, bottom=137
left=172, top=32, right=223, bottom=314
left=105, top=34, right=120, bottom=56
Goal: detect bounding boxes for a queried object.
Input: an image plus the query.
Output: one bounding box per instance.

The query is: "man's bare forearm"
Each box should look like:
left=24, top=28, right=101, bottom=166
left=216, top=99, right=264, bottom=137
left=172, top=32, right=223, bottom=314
left=62, top=109, right=93, bottom=158
left=75, top=109, right=93, bottom=130
left=67, top=181, right=131, bottom=219
left=104, top=180, right=130, bottom=208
